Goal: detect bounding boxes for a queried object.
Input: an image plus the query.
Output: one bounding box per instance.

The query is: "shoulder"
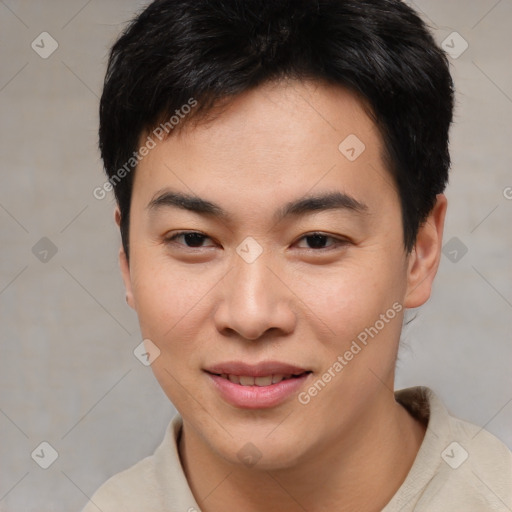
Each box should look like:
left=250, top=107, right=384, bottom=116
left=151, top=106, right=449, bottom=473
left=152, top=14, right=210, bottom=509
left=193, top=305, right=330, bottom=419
left=427, top=387, right=512, bottom=487
left=81, top=452, right=162, bottom=512
left=81, top=414, right=199, bottom=512
left=389, top=386, right=512, bottom=511
left=422, top=413, right=512, bottom=511
left=446, top=410, right=512, bottom=501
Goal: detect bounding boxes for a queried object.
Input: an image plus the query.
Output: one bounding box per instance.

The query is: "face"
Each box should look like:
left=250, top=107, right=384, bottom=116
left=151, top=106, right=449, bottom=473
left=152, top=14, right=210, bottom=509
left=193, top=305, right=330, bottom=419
left=118, top=79, right=444, bottom=470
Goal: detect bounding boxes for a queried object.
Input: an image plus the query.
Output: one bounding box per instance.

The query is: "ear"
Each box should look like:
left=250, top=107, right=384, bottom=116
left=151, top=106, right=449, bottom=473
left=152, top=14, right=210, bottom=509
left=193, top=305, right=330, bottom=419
left=404, top=194, right=447, bottom=308
left=114, top=207, right=135, bottom=310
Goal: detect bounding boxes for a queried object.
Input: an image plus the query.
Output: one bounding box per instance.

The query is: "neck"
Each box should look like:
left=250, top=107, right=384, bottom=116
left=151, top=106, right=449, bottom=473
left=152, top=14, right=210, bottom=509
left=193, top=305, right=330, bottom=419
left=179, top=391, right=426, bottom=512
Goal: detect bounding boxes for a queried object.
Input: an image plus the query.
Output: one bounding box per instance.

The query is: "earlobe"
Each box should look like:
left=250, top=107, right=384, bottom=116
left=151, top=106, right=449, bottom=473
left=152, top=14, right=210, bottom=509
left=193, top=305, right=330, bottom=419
left=404, top=194, right=447, bottom=309
left=114, top=207, right=122, bottom=228
left=119, top=246, right=135, bottom=309
left=115, top=207, right=135, bottom=310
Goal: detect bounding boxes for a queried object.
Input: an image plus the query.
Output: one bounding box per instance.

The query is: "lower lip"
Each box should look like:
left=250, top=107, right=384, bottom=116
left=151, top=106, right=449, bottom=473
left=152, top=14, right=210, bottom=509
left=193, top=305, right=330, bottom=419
left=206, top=372, right=311, bottom=409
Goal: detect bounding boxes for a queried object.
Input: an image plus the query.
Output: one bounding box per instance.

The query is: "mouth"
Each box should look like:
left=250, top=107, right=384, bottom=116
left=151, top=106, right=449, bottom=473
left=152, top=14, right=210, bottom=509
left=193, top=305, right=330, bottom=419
left=206, top=372, right=309, bottom=387
left=204, top=361, right=312, bottom=409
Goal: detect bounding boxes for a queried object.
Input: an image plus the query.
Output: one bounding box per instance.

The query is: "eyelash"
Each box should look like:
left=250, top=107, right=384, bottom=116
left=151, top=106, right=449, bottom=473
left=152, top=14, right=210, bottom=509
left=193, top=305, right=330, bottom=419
left=164, top=231, right=350, bottom=251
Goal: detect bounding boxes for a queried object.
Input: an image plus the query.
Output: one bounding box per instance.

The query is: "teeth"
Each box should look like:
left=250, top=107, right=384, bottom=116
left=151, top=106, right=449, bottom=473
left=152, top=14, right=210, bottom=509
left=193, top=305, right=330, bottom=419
left=254, top=375, right=273, bottom=386
left=218, top=374, right=296, bottom=386
left=239, top=375, right=255, bottom=386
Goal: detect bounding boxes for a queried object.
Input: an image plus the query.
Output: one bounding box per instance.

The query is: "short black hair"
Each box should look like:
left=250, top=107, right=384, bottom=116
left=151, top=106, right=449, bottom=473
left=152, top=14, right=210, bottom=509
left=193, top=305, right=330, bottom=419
left=99, top=0, right=454, bottom=259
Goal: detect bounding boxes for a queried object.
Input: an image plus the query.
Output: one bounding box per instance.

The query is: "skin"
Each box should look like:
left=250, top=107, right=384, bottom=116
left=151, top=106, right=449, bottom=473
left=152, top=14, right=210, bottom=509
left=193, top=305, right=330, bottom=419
left=116, top=78, right=447, bottom=512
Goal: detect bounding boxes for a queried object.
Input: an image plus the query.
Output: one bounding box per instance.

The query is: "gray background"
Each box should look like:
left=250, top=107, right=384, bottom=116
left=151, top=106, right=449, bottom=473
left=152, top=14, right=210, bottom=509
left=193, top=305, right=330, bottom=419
left=0, top=1, right=511, bottom=510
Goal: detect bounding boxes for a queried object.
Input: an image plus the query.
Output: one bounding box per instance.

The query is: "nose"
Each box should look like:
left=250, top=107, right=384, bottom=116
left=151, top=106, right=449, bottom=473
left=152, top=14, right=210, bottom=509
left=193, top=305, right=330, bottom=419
left=213, top=255, right=297, bottom=341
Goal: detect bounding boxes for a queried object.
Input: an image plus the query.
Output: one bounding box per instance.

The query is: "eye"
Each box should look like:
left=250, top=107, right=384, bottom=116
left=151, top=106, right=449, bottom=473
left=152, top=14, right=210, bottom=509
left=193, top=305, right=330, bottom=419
left=165, top=231, right=215, bottom=248
left=295, top=232, right=349, bottom=250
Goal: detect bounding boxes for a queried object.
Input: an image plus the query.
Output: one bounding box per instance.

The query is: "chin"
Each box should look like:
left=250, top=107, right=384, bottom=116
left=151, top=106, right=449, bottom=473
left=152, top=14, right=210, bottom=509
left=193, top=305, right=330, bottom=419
left=213, top=431, right=310, bottom=472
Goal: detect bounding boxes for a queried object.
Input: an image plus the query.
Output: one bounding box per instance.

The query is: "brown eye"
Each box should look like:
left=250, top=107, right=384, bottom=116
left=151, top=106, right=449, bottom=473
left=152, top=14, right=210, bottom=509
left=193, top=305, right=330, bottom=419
left=296, top=232, right=346, bottom=250
left=166, top=231, right=214, bottom=248
left=182, top=232, right=207, bottom=247
left=304, top=234, right=330, bottom=249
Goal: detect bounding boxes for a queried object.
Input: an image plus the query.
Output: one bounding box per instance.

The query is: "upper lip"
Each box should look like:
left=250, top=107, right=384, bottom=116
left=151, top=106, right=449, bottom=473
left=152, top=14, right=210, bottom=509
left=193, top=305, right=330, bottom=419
left=204, top=361, right=310, bottom=377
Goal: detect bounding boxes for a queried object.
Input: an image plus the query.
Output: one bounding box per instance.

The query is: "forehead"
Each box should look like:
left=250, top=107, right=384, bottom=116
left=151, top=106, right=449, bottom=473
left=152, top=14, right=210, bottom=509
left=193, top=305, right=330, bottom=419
left=133, top=79, right=396, bottom=211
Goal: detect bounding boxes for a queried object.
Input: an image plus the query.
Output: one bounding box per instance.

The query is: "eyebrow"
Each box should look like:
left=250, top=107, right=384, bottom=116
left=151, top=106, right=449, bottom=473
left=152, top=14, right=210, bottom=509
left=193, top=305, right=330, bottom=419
left=274, top=191, right=368, bottom=221
left=146, top=189, right=369, bottom=222
left=147, top=190, right=225, bottom=218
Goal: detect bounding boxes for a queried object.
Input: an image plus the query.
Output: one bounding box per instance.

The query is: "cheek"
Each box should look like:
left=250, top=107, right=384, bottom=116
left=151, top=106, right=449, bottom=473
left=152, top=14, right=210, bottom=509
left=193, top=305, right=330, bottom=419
left=290, top=255, right=406, bottom=348
left=130, top=255, right=212, bottom=348
left=129, top=257, right=214, bottom=407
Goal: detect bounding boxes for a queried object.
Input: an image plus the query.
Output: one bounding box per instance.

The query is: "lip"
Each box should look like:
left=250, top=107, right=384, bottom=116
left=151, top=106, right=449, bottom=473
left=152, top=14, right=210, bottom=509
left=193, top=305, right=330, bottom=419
left=204, top=361, right=309, bottom=377
left=204, top=360, right=311, bottom=409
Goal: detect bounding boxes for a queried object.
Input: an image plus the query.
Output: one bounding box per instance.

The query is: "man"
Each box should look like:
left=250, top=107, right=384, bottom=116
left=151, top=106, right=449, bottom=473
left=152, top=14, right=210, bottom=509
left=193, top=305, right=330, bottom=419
left=84, top=0, right=512, bottom=510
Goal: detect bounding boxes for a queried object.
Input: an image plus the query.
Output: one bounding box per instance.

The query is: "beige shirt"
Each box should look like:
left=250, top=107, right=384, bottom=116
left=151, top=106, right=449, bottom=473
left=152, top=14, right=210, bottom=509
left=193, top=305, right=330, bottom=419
left=82, top=387, right=512, bottom=511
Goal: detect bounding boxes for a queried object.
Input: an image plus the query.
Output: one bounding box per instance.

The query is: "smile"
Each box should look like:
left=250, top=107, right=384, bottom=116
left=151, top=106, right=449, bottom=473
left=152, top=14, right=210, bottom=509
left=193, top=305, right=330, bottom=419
left=204, top=363, right=312, bottom=409
left=214, top=373, right=307, bottom=387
